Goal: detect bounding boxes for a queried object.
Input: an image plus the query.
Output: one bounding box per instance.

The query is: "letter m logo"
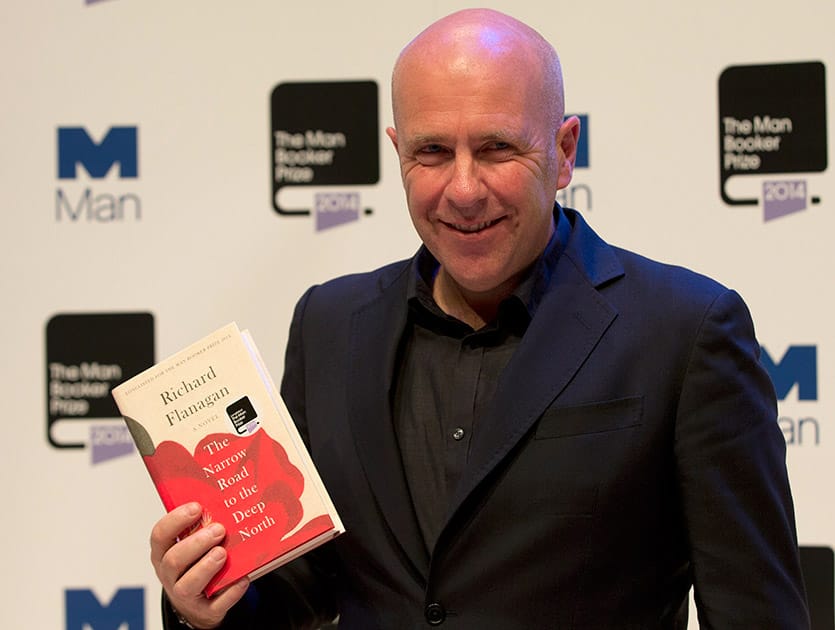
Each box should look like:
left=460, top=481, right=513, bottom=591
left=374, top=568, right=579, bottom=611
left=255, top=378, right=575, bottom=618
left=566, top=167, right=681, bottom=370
left=760, top=345, right=818, bottom=401
left=57, top=126, right=138, bottom=179
left=65, top=587, right=144, bottom=630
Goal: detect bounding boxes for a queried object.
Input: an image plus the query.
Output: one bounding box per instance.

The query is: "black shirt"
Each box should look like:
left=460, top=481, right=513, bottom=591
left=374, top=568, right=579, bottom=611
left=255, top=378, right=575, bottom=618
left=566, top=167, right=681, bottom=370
left=393, top=207, right=570, bottom=553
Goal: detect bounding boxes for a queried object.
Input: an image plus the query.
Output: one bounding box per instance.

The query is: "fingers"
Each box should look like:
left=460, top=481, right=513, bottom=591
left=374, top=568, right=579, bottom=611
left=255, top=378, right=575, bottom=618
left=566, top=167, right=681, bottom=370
left=152, top=507, right=226, bottom=590
left=150, top=502, right=203, bottom=569
left=167, top=534, right=227, bottom=596
left=149, top=503, right=249, bottom=628
left=170, top=547, right=250, bottom=629
left=173, top=575, right=251, bottom=629
left=206, top=577, right=251, bottom=614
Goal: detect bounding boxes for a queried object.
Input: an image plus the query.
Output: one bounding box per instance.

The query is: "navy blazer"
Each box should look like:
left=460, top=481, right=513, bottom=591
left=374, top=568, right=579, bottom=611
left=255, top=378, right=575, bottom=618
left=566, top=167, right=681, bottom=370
left=201, top=207, right=808, bottom=629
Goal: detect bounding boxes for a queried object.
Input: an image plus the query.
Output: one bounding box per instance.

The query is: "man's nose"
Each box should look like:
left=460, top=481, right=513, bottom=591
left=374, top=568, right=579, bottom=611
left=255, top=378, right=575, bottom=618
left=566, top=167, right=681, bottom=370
left=445, top=154, right=484, bottom=209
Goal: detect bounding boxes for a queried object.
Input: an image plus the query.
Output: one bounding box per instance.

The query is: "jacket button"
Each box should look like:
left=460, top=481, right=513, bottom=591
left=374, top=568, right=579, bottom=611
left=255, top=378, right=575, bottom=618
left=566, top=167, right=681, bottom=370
left=425, top=602, right=446, bottom=625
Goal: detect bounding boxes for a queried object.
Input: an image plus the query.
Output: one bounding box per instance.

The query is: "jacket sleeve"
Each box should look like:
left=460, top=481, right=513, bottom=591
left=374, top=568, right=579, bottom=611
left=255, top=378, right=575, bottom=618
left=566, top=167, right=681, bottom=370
left=674, top=289, right=810, bottom=628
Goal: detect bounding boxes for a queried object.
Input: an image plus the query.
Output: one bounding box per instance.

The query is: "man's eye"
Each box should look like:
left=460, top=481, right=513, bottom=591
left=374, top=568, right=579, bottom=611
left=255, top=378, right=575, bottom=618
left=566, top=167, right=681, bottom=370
left=414, top=144, right=449, bottom=165
left=488, top=141, right=511, bottom=152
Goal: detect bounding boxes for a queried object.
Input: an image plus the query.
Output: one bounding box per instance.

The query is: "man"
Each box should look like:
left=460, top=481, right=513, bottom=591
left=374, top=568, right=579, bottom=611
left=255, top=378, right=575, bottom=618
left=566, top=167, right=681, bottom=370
left=151, top=9, right=809, bottom=629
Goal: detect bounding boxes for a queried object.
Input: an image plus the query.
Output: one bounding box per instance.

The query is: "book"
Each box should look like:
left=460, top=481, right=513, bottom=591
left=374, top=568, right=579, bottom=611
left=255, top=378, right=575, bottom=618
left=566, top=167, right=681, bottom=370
left=112, top=322, right=344, bottom=597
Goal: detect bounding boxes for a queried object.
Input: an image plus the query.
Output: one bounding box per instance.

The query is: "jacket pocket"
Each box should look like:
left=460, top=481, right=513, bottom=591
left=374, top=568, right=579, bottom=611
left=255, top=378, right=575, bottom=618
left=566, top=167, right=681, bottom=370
left=534, top=395, right=643, bottom=439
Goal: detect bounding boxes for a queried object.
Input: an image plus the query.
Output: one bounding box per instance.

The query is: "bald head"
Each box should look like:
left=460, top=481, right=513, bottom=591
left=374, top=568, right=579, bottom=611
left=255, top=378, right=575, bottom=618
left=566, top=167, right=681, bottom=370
left=385, top=9, right=580, bottom=317
left=391, top=9, right=565, bottom=132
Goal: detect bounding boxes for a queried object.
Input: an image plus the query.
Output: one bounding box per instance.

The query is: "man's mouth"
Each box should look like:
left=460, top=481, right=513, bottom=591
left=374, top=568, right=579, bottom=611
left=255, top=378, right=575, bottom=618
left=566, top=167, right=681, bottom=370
left=444, top=217, right=503, bottom=233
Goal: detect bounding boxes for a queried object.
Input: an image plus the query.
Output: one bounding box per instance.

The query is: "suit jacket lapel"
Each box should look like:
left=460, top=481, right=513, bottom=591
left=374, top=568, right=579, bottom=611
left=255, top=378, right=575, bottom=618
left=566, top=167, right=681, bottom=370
left=447, top=210, right=624, bottom=521
left=347, top=263, right=430, bottom=582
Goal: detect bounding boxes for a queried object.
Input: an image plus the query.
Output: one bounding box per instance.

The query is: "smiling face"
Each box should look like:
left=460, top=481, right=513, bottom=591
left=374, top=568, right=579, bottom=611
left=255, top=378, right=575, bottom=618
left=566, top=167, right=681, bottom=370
left=388, top=10, right=578, bottom=314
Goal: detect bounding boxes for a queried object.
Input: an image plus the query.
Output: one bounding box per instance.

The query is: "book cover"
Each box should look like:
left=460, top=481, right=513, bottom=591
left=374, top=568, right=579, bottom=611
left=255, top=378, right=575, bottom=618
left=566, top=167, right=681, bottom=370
left=112, top=322, right=344, bottom=597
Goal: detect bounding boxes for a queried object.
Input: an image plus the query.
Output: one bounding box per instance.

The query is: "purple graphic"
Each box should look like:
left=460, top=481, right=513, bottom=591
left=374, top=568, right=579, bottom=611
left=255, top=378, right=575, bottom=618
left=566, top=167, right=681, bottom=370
left=90, top=424, right=134, bottom=464
left=762, top=180, right=807, bottom=221
left=315, top=192, right=360, bottom=231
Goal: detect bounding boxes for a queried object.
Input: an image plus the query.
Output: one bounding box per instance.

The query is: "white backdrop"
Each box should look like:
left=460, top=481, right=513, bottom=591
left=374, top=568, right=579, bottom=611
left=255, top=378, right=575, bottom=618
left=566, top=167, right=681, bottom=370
left=0, top=1, right=831, bottom=627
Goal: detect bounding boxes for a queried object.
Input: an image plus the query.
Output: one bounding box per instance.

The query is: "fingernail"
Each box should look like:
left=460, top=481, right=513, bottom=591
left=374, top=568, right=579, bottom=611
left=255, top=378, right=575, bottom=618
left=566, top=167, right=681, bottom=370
left=184, top=502, right=201, bottom=517
left=210, top=547, right=225, bottom=561
left=208, top=523, right=224, bottom=537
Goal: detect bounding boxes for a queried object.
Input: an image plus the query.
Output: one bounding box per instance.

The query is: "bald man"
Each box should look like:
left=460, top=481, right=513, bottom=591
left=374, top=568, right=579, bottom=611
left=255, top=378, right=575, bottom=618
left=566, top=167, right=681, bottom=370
left=152, top=9, right=809, bottom=629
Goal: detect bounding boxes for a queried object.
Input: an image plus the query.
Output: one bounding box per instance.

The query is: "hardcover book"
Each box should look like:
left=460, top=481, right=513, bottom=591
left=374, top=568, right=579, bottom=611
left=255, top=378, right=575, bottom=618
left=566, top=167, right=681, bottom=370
left=112, top=322, right=344, bottom=597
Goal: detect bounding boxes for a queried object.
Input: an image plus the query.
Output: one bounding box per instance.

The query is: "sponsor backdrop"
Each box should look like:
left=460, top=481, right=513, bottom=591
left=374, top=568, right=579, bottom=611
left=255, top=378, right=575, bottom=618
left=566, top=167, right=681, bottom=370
left=0, top=1, right=831, bottom=627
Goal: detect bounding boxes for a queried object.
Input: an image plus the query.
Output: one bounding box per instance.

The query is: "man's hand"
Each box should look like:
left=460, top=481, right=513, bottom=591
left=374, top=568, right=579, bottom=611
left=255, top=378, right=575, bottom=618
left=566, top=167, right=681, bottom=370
left=150, top=503, right=250, bottom=629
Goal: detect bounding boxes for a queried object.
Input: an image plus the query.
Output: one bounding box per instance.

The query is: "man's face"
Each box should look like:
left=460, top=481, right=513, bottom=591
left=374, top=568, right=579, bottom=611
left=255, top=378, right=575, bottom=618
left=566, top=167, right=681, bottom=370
left=387, top=51, right=577, bottom=297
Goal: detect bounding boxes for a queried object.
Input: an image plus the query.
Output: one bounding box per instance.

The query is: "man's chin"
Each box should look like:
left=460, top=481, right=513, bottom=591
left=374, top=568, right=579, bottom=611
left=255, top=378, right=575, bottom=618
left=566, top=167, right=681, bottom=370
left=441, top=265, right=520, bottom=298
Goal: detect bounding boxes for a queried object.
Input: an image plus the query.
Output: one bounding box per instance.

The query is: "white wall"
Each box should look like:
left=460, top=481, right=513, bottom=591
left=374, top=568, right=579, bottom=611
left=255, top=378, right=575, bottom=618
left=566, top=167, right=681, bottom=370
left=1, top=1, right=831, bottom=627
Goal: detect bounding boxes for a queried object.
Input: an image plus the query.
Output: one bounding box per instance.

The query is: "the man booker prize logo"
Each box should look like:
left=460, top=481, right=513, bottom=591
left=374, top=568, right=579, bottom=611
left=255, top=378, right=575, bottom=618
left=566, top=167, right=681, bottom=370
left=46, top=312, right=154, bottom=464
left=718, top=62, right=827, bottom=221
left=799, top=546, right=835, bottom=629
left=270, top=81, right=379, bottom=231
left=55, top=125, right=142, bottom=222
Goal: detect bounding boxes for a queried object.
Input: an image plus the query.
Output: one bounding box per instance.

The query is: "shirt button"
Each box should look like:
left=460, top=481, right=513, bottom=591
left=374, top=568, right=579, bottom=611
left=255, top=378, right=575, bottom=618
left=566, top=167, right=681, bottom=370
left=452, top=427, right=465, bottom=441
left=425, top=602, right=446, bottom=625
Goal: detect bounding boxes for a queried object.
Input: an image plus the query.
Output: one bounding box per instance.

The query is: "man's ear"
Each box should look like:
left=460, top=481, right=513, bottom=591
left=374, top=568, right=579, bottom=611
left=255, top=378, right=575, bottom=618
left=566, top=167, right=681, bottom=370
left=385, top=126, right=399, bottom=154
left=556, top=116, right=581, bottom=190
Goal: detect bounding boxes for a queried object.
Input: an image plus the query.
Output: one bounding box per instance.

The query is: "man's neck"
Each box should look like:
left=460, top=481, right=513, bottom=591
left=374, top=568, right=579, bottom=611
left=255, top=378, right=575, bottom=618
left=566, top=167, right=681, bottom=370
left=432, top=267, right=522, bottom=330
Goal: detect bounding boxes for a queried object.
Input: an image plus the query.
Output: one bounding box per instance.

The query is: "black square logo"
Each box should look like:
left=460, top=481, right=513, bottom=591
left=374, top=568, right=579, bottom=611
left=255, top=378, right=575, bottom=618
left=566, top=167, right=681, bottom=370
left=271, top=80, right=379, bottom=218
left=46, top=312, right=154, bottom=449
left=226, top=395, right=259, bottom=434
left=800, top=546, right=834, bottom=630
left=719, top=61, right=827, bottom=208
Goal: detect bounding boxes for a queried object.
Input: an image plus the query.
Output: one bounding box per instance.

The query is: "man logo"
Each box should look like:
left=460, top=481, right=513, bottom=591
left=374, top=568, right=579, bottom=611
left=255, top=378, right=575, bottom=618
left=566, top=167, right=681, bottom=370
left=55, top=126, right=142, bottom=221
left=58, top=126, right=138, bottom=179
left=571, top=114, right=590, bottom=169
left=555, top=113, right=591, bottom=214
left=761, top=345, right=820, bottom=447
left=65, top=587, right=144, bottom=630
left=760, top=345, right=817, bottom=401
